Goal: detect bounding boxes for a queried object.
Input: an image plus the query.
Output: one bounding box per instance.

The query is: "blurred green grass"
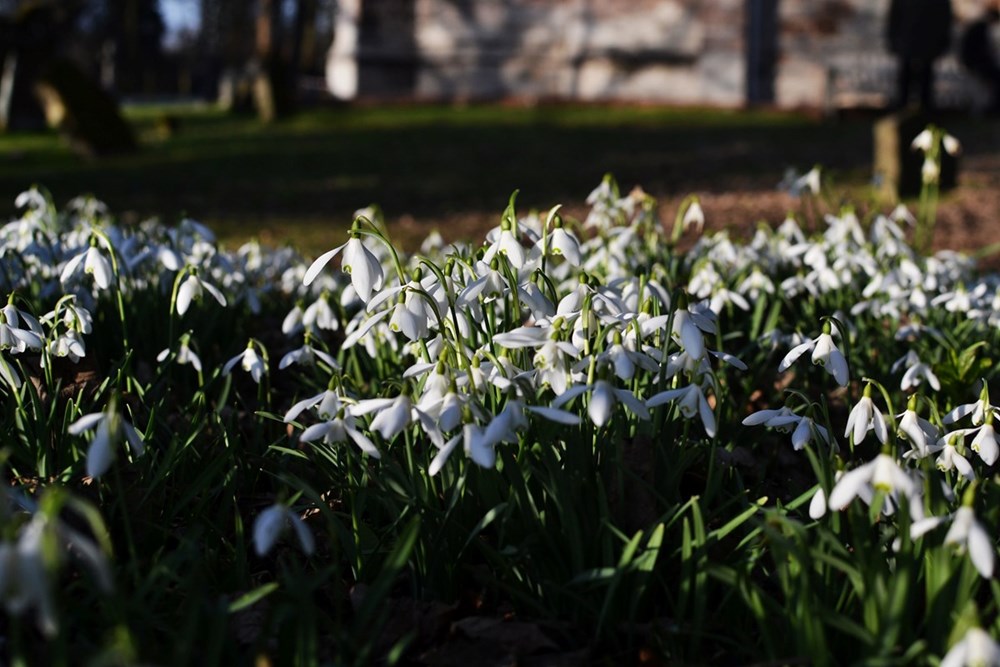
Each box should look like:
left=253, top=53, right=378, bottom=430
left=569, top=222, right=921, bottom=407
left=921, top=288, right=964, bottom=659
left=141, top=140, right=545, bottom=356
left=0, top=102, right=882, bottom=251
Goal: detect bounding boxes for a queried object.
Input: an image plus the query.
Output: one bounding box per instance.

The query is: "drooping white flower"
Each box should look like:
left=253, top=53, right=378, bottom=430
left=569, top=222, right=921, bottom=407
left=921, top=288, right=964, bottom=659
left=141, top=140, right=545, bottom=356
left=940, top=627, right=1000, bottom=667
left=944, top=506, right=995, bottom=578
left=778, top=324, right=849, bottom=387
left=827, top=453, right=916, bottom=513
left=303, top=236, right=384, bottom=303
left=253, top=504, right=315, bottom=557
left=60, top=245, right=113, bottom=290
left=223, top=341, right=267, bottom=384
left=553, top=379, right=649, bottom=427
left=844, top=387, right=888, bottom=446
left=175, top=272, right=227, bottom=316
left=647, top=383, right=716, bottom=437
left=68, top=403, right=145, bottom=479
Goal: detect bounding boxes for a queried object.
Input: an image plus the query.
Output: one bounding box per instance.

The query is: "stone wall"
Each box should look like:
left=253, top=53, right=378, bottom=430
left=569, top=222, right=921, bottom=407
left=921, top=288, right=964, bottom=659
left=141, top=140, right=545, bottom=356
left=341, top=0, right=996, bottom=109
left=356, top=0, right=746, bottom=105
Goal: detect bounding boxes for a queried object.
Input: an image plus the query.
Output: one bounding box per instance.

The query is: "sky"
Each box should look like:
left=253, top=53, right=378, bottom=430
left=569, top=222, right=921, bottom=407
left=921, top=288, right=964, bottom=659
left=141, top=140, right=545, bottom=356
left=160, top=0, right=201, bottom=46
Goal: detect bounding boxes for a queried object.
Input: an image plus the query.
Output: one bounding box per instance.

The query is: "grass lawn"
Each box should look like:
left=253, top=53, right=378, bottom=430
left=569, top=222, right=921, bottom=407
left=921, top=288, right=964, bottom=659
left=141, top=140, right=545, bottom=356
left=0, top=101, right=990, bottom=252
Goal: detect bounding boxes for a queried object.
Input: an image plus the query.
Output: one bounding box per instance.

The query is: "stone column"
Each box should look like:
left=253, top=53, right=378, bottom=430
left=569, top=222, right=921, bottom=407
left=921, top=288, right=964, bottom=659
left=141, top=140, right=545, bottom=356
left=326, top=0, right=361, bottom=100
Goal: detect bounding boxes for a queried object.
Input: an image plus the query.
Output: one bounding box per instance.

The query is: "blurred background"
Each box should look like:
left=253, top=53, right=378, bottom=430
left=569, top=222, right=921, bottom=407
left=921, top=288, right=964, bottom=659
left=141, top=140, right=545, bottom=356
left=2, top=0, right=1000, bottom=253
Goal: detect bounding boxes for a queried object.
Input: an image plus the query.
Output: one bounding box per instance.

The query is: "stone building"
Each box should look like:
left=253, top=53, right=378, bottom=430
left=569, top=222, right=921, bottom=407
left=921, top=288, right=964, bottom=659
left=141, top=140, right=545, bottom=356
left=326, top=0, right=995, bottom=110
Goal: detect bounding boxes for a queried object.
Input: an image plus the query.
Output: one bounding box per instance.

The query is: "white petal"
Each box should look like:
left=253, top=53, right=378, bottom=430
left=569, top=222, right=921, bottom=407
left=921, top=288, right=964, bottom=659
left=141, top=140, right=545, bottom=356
left=86, top=420, right=114, bottom=478
left=429, top=433, right=462, bottom=476
left=69, top=412, right=105, bottom=435
left=969, top=519, right=995, bottom=578
left=289, top=513, right=315, bottom=555
left=253, top=505, right=287, bottom=556
left=828, top=463, right=874, bottom=511
left=778, top=340, right=814, bottom=372
left=303, top=243, right=346, bottom=287
left=588, top=381, right=614, bottom=426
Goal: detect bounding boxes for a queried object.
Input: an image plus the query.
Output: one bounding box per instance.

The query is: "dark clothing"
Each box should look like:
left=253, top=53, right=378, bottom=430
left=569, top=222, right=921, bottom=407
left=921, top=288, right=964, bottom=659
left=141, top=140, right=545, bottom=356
left=887, top=0, right=954, bottom=110
left=960, top=16, right=1000, bottom=109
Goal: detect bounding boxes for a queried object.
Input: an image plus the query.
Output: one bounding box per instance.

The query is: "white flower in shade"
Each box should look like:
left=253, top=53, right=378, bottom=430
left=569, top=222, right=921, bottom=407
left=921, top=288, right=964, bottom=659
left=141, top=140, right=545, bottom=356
left=553, top=379, right=649, bottom=427
left=647, top=383, right=716, bottom=437
left=286, top=390, right=380, bottom=459
left=429, top=422, right=502, bottom=475
left=845, top=388, right=888, bottom=446
left=892, top=350, right=940, bottom=392
left=944, top=506, right=995, bottom=578
left=156, top=337, right=202, bottom=373
left=672, top=309, right=706, bottom=360
left=0, top=304, right=44, bottom=353
left=253, top=504, right=315, bottom=556
left=60, top=246, right=113, bottom=290
left=278, top=343, right=339, bottom=370
left=303, top=236, right=384, bottom=303
left=223, top=341, right=267, bottom=384
left=922, top=157, right=941, bottom=184
left=941, top=627, right=1000, bottom=667
left=175, top=272, right=227, bottom=315
left=69, top=404, right=145, bottom=479
left=778, top=326, right=848, bottom=387
left=827, top=453, right=916, bottom=513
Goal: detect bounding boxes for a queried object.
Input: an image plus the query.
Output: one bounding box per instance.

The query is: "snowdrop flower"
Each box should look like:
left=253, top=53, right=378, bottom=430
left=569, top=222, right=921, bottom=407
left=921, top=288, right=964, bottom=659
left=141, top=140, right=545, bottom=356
left=0, top=303, right=44, bottom=353
left=286, top=390, right=380, bottom=459
left=827, top=452, right=916, bottom=513
left=966, top=418, right=1000, bottom=466
left=544, top=223, right=582, bottom=266
left=278, top=341, right=339, bottom=370
left=941, top=627, right=1000, bottom=667
left=647, top=383, right=716, bottom=437
left=891, top=350, right=940, bottom=392
left=554, top=379, right=649, bottom=427
left=175, top=271, right=227, bottom=316
left=934, top=435, right=976, bottom=481
left=896, top=396, right=939, bottom=459
left=844, top=384, right=888, bottom=445
left=60, top=245, right=113, bottom=290
left=303, top=234, right=384, bottom=303
left=911, top=128, right=934, bottom=152
left=253, top=503, right=315, bottom=557
left=156, top=334, right=202, bottom=372
left=223, top=340, right=267, bottom=384
left=681, top=198, right=704, bottom=233
left=429, top=423, right=496, bottom=475
left=944, top=505, right=995, bottom=578
left=942, top=132, right=961, bottom=156
left=778, top=322, right=849, bottom=387
left=68, top=400, right=145, bottom=479
left=944, top=381, right=998, bottom=426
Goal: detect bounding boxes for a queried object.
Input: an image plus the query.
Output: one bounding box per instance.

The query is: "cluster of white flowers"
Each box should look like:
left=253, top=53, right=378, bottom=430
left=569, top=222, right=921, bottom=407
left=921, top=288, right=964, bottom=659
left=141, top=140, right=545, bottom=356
left=7, top=165, right=1000, bottom=660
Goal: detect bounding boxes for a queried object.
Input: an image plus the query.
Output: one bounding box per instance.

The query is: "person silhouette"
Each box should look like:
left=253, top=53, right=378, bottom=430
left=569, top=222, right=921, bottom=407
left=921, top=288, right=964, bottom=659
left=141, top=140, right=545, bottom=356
left=887, top=0, right=954, bottom=111
left=960, top=6, right=1000, bottom=111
